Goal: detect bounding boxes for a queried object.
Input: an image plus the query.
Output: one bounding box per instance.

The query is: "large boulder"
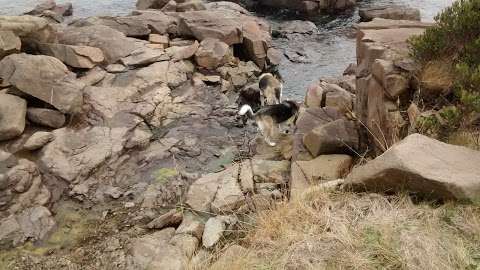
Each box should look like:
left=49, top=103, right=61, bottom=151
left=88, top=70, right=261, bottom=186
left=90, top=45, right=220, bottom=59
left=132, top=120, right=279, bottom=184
left=211, top=165, right=245, bottom=214
left=37, top=43, right=105, bottom=69
left=345, top=134, right=480, bottom=201
left=195, top=38, right=231, bottom=69
left=303, top=118, right=359, bottom=157
left=70, top=16, right=151, bottom=37
left=0, top=54, right=84, bottom=114
left=0, top=31, right=21, bottom=59
left=0, top=15, right=57, bottom=43
left=58, top=25, right=137, bottom=63
left=359, top=5, right=421, bottom=22
left=0, top=94, right=26, bottom=141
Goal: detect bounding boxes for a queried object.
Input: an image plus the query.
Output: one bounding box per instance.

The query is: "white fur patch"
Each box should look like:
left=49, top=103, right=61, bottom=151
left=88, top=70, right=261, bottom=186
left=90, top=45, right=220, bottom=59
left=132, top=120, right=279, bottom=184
left=238, top=105, right=254, bottom=116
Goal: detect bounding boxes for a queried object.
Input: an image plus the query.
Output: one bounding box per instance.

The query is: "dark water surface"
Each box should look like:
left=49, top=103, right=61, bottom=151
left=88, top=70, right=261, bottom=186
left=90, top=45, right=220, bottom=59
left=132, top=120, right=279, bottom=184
left=0, top=0, right=454, bottom=98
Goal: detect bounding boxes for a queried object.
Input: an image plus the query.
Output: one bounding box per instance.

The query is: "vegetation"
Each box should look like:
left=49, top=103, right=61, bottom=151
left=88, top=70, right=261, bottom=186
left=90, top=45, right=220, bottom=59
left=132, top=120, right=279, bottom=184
left=199, top=188, right=480, bottom=269
left=409, top=0, right=480, bottom=136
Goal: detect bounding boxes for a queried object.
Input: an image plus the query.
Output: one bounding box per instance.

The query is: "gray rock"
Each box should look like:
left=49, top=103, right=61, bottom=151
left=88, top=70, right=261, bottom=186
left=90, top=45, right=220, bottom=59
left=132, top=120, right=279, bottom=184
left=202, top=216, right=225, bottom=248
left=175, top=212, right=204, bottom=240
left=23, top=132, right=54, bottom=151
left=136, top=0, right=170, bottom=10
left=27, top=108, right=66, bottom=128
left=106, top=64, right=127, bottom=73
left=185, top=171, right=223, bottom=212
left=37, top=43, right=104, bottom=69
left=345, top=134, right=480, bottom=201
left=0, top=31, right=21, bottom=59
left=211, top=165, right=245, bottom=214
left=359, top=5, right=421, bottom=22
left=278, top=20, right=318, bottom=35
left=78, top=67, right=107, bottom=86
left=147, top=209, right=183, bottom=229
left=0, top=94, right=26, bottom=141
left=71, top=15, right=151, bottom=37
left=239, top=159, right=254, bottom=194
left=0, top=54, right=84, bottom=114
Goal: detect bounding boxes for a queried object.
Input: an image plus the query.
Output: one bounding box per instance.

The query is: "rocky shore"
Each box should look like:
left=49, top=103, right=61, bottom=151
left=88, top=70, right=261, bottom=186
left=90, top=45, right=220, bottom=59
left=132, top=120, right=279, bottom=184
left=0, top=0, right=479, bottom=269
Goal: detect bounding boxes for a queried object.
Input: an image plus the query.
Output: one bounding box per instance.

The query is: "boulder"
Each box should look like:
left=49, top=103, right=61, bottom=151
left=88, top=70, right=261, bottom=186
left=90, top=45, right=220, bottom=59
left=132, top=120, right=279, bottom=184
left=239, top=160, right=254, bottom=194
left=345, top=134, right=480, bottom=201
left=211, top=165, right=245, bottom=214
left=147, top=209, right=183, bottom=229
left=78, top=67, right=107, bottom=86
left=175, top=212, right=204, bottom=240
left=277, top=20, right=318, bottom=35
left=129, top=10, right=178, bottom=35
left=202, top=215, right=237, bottom=248
left=106, top=64, right=127, bottom=73
left=177, top=0, right=207, bottom=12
left=195, top=38, right=231, bottom=69
left=252, top=159, right=290, bottom=184
left=185, top=171, right=223, bottom=212
left=205, top=1, right=250, bottom=14
left=0, top=94, right=26, bottom=141
left=121, top=46, right=168, bottom=67
left=165, top=40, right=199, bottom=61
left=71, top=16, right=151, bottom=38
left=0, top=15, right=56, bottom=43
left=25, top=0, right=56, bottom=15
left=293, top=154, right=352, bottom=183
left=136, top=0, right=170, bottom=10
left=23, top=132, right=54, bottom=151
left=59, top=25, right=137, bottom=64
left=37, top=43, right=105, bottom=69
left=0, top=31, right=21, bottom=59
left=305, top=81, right=354, bottom=112
left=27, top=108, right=65, bottom=128
left=303, top=118, right=359, bottom=157
left=0, top=54, right=84, bottom=114
left=149, top=33, right=169, bottom=46
left=242, top=21, right=268, bottom=69
left=359, top=5, right=421, bottom=22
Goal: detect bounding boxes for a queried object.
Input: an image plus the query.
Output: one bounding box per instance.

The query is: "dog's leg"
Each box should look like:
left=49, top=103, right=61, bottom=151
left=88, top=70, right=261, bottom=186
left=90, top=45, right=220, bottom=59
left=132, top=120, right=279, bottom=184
left=263, top=118, right=277, bottom=147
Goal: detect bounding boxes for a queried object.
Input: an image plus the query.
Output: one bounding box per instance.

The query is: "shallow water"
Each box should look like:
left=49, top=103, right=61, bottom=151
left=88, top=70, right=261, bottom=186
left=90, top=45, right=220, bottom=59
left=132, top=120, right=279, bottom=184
left=0, top=0, right=455, bottom=98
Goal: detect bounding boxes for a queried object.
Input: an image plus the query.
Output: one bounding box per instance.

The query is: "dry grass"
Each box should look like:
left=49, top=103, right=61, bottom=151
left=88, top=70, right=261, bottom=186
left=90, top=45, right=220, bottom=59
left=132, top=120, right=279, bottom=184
left=419, top=60, right=455, bottom=96
left=200, top=188, right=480, bottom=270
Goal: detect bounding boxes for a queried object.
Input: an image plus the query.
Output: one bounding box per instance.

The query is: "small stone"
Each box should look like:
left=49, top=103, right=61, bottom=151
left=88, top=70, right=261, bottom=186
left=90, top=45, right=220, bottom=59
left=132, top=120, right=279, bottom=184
left=106, top=64, right=127, bottom=73
left=23, top=132, right=54, bottom=151
left=125, top=202, right=135, bottom=208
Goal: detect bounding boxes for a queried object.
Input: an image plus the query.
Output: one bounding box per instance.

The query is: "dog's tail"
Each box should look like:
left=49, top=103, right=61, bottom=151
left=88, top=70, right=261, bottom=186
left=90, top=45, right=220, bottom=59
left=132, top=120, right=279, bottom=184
left=238, top=104, right=254, bottom=118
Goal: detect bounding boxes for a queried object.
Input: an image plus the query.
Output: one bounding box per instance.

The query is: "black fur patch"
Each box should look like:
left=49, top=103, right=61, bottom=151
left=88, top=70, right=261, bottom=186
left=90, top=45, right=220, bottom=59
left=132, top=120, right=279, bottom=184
left=256, top=101, right=299, bottom=123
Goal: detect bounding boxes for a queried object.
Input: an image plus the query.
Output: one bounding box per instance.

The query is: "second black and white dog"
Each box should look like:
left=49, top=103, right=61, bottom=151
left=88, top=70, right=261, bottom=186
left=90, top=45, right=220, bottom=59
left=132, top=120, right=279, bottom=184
left=258, top=73, right=283, bottom=106
left=239, top=100, right=299, bottom=146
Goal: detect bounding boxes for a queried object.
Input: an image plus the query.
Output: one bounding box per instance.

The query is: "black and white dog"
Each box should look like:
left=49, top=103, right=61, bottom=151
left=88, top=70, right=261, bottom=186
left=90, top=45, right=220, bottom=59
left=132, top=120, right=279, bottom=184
left=258, top=73, right=283, bottom=106
left=238, top=100, right=299, bottom=146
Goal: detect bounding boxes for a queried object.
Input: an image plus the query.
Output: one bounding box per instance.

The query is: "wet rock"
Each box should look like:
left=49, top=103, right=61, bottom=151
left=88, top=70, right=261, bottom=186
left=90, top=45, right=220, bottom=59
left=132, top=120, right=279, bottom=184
left=0, top=94, right=26, bottom=141
left=252, top=159, right=290, bottom=184
left=27, top=108, right=65, bottom=128
left=136, top=0, right=170, bottom=10
left=0, top=54, right=84, bottom=114
left=0, top=206, right=55, bottom=249
left=278, top=20, right=318, bottom=35
left=211, top=165, right=245, bottom=214
left=176, top=212, right=204, bottom=240
left=202, top=215, right=237, bottom=248
left=185, top=171, right=223, bottom=212
left=345, top=134, right=480, bottom=201
left=0, top=31, right=21, bottom=59
left=37, top=43, right=104, bottom=69
left=59, top=25, right=136, bottom=64
left=129, top=228, right=186, bottom=270
left=195, top=38, right=231, bottom=69
left=0, top=15, right=57, bottom=43
left=303, top=118, right=359, bottom=157
left=23, top=131, right=54, bottom=151
left=359, top=5, right=421, bottom=22
left=239, top=160, right=254, bottom=194
left=147, top=209, right=183, bottom=229
left=166, top=40, right=199, bottom=61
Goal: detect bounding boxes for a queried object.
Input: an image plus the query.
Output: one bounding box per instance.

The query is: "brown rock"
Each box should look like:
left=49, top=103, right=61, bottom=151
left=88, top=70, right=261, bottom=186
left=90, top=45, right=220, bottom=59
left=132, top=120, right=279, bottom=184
left=37, top=43, right=104, bottom=69
left=149, top=33, right=169, bottom=45
left=27, top=108, right=66, bottom=128
left=195, top=38, right=231, bottom=69
left=0, top=94, right=26, bottom=141
left=0, top=31, right=21, bottom=59
left=23, top=132, right=54, bottom=151
left=166, top=40, right=199, bottom=61
left=147, top=209, right=183, bottom=229
left=359, top=5, right=421, bottom=22
left=136, top=0, right=170, bottom=10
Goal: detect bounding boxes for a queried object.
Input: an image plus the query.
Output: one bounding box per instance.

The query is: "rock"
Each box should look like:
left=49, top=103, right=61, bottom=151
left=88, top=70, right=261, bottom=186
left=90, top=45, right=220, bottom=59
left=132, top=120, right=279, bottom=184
left=359, top=5, right=421, bottom=22
left=169, top=233, right=199, bottom=259
left=0, top=31, right=21, bottom=59
left=106, top=64, right=127, bottom=73
left=59, top=25, right=136, bottom=64
left=149, top=33, right=169, bottom=46
left=202, top=216, right=225, bottom=248
left=217, top=61, right=261, bottom=89
left=259, top=0, right=355, bottom=14
left=266, top=48, right=283, bottom=66
left=177, top=0, right=207, bottom=12
left=71, top=16, right=151, bottom=38
left=252, top=159, right=290, bottom=184
left=121, top=46, right=168, bottom=67
left=176, top=212, right=204, bottom=240
left=103, top=186, right=123, bottom=199
left=195, top=38, right=231, bottom=69
left=210, top=245, right=248, bottom=268
left=205, top=1, right=250, bottom=14
left=129, top=10, right=178, bottom=35
left=23, top=132, right=53, bottom=151
left=0, top=15, right=56, bottom=43
left=384, top=74, right=409, bottom=98
left=25, top=0, right=56, bottom=15
left=305, top=80, right=353, bottom=112
left=53, top=3, right=73, bottom=17
left=39, top=126, right=129, bottom=182
left=278, top=20, right=318, bottom=35
left=129, top=228, right=186, bottom=270
left=345, top=134, right=480, bottom=201
left=211, top=165, right=245, bottom=214
left=166, top=40, right=199, bottom=61
left=161, top=0, right=177, bottom=12
left=0, top=54, right=84, bottom=114
left=0, top=94, right=26, bottom=141
left=303, top=119, right=359, bottom=157
left=147, top=209, right=183, bottom=229
left=136, top=0, right=170, bottom=10
left=37, top=43, right=104, bottom=69
left=185, top=171, right=223, bottom=212
left=239, top=160, right=254, bottom=194
left=78, top=67, right=107, bottom=86
left=292, top=154, right=352, bottom=184
left=27, top=108, right=65, bottom=128
left=242, top=21, right=269, bottom=69
left=0, top=206, right=55, bottom=248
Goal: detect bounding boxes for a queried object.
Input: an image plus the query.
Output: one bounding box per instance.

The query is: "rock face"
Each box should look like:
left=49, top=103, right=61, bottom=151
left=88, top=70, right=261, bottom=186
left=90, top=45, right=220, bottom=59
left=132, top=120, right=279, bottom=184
left=59, top=25, right=136, bottom=63
left=27, top=108, right=66, bottom=128
left=359, top=5, right=421, bottom=22
left=0, top=54, right=84, bottom=114
left=345, top=134, right=480, bottom=201
left=0, top=31, right=21, bottom=59
left=37, top=43, right=105, bottom=69
left=195, top=38, right=231, bottom=69
left=0, top=94, right=26, bottom=141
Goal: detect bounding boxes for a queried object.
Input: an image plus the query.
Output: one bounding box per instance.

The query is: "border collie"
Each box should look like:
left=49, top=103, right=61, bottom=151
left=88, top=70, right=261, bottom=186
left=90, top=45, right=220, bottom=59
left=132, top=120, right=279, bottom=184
left=258, top=73, right=283, bottom=106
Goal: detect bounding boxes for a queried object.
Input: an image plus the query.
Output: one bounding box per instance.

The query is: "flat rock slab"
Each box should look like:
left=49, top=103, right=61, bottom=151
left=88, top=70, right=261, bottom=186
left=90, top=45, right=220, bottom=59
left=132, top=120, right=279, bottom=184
left=345, top=134, right=480, bottom=201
